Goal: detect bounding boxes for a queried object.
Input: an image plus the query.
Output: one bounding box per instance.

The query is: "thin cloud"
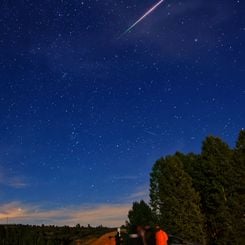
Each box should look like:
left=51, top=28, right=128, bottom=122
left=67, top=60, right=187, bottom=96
left=0, top=167, right=28, bottom=189
left=124, top=185, right=150, bottom=203
left=0, top=185, right=151, bottom=226
left=0, top=202, right=131, bottom=227
left=113, top=175, right=139, bottom=180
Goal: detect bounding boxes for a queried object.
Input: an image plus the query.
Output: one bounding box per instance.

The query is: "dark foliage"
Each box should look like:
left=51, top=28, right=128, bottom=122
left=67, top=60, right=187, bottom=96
left=128, top=200, right=154, bottom=227
left=148, top=130, right=245, bottom=244
left=0, top=224, right=113, bottom=245
left=150, top=155, right=205, bottom=244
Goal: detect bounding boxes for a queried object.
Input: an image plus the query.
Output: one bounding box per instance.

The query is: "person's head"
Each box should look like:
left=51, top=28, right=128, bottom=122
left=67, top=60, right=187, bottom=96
left=155, top=225, right=161, bottom=231
left=136, top=225, right=144, bottom=233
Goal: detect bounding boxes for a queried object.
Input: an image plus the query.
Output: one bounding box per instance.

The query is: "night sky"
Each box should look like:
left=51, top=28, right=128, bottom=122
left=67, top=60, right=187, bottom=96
left=0, top=0, right=244, bottom=226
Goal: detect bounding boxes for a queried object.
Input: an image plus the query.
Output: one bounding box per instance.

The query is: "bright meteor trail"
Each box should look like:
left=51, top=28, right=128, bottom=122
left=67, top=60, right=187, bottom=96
left=119, top=0, right=165, bottom=38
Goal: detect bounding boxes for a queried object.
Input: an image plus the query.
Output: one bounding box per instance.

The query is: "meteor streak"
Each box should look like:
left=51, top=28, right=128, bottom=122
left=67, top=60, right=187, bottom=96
left=119, top=0, right=165, bottom=38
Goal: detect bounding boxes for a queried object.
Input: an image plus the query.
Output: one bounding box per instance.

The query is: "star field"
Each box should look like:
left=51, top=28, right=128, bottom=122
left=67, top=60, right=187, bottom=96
left=0, top=0, right=244, bottom=225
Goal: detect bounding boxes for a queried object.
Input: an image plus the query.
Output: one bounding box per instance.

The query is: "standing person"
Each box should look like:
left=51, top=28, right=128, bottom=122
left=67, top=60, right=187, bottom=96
left=155, top=225, right=168, bottom=245
left=115, top=228, right=123, bottom=245
left=137, top=226, right=146, bottom=245
left=115, top=232, right=121, bottom=245
left=144, top=225, right=156, bottom=245
left=127, top=225, right=144, bottom=245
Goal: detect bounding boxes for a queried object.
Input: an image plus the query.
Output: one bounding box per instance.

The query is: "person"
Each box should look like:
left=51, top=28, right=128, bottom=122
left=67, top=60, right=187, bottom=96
left=144, top=225, right=156, bottom=245
left=155, top=225, right=168, bottom=245
left=127, top=225, right=144, bottom=245
left=115, top=232, right=121, bottom=245
left=115, top=227, right=123, bottom=245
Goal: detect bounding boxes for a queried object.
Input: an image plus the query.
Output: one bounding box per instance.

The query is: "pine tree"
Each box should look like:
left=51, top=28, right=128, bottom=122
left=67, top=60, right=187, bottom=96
left=150, top=159, right=162, bottom=223
left=128, top=200, right=153, bottom=227
left=228, top=130, right=245, bottom=244
left=150, top=155, right=206, bottom=244
left=196, top=136, right=234, bottom=244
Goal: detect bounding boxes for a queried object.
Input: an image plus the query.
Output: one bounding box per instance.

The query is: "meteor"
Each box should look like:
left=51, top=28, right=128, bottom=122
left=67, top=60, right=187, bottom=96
left=119, top=0, right=165, bottom=38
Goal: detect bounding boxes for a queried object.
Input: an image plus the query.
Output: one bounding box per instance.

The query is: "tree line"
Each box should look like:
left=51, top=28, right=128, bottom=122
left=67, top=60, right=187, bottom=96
left=128, top=130, right=245, bottom=244
left=0, top=224, right=112, bottom=245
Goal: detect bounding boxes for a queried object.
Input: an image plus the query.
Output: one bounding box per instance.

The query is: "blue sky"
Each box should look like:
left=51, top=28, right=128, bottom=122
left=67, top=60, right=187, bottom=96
left=0, top=0, right=244, bottom=226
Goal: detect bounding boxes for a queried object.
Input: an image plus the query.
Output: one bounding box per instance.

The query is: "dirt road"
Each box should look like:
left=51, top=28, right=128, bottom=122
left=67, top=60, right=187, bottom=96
left=90, top=231, right=117, bottom=245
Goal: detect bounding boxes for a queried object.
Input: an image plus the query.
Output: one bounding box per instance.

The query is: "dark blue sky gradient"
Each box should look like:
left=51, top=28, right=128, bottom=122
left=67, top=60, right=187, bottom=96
left=0, top=0, right=244, bottom=224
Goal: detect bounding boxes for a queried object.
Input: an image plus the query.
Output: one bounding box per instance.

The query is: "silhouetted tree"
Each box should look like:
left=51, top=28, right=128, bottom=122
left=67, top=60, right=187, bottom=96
left=128, top=200, right=153, bottom=227
left=150, top=155, right=206, bottom=244
left=228, top=130, right=245, bottom=244
left=195, top=136, right=234, bottom=244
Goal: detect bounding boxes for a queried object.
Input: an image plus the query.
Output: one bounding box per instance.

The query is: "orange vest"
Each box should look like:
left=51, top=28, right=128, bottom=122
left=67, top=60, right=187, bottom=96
left=156, top=229, right=168, bottom=245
